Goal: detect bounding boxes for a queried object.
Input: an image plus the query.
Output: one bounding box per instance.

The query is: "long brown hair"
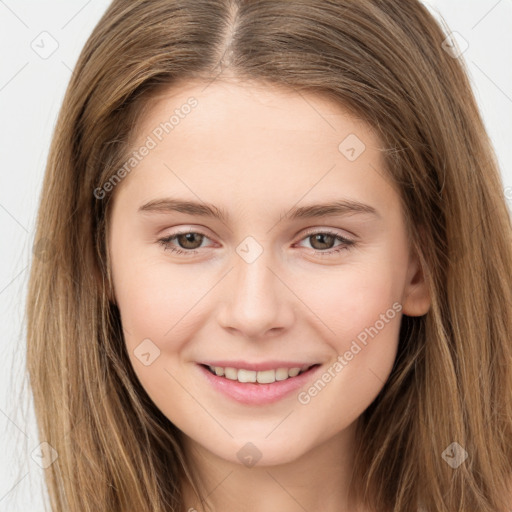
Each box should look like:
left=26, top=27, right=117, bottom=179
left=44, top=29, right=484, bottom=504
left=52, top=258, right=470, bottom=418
left=25, top=1, right=512, bottom=510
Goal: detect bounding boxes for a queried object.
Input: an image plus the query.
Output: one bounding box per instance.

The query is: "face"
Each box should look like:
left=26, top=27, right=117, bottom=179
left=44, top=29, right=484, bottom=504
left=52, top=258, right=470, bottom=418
left=107, top=78, right=430, bottom=468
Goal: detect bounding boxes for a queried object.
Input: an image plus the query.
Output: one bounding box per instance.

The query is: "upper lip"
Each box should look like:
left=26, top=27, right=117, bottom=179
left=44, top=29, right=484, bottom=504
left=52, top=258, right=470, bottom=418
left=198, top=360, right=319, bottom=372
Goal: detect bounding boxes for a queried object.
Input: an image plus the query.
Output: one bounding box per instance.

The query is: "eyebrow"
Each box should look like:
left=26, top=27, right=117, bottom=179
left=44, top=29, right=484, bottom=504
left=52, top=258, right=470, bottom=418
left=138, top=197, right=380, bottom=222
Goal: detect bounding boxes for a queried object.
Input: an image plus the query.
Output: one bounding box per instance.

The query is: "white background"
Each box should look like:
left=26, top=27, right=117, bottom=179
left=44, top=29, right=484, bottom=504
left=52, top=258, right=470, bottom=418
left=0, top=1, right=511, bottom=510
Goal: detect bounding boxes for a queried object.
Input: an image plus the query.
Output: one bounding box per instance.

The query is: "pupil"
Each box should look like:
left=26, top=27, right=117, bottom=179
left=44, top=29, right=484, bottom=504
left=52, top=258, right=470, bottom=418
left=313, top=234, right=333, bottom=249
left=179, top=233, right=202, bottom=249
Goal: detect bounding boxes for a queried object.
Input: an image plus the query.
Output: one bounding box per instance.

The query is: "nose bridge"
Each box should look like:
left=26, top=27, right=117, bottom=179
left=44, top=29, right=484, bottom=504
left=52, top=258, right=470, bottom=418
left=216, top=237, right=293, bottom=337
left=235, top=246, right=274, bottom=303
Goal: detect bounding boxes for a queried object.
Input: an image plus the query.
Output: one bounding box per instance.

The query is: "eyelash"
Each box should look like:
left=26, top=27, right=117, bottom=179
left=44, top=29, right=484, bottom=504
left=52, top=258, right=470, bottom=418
left=157, top=229, right=356, bottom=257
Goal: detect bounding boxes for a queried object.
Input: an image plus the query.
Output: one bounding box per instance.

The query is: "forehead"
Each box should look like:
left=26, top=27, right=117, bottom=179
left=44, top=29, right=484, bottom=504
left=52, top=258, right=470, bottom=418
left=133, top=77, right=379, bottom=147
left=112, top=79, right=397, bottom=217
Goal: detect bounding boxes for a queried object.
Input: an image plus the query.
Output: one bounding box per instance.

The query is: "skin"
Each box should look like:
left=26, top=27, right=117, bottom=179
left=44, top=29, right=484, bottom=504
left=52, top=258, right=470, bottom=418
left=107, top=77, right=431, bottom=512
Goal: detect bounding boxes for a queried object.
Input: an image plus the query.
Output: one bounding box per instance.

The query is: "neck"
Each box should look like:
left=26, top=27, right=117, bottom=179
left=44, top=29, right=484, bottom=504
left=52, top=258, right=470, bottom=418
left=180, top=419, right=369, bottom=512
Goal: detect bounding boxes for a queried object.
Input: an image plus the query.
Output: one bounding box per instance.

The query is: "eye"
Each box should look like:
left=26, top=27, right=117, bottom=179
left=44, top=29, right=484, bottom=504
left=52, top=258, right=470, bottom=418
left=295, top=229, right=356, bottom=256
left=158, top=230, right=212, bottom=256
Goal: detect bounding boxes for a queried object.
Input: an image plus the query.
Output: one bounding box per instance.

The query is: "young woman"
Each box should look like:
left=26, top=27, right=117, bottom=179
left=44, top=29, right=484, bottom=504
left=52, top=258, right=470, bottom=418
left=26, top=1, right=512, bottom=511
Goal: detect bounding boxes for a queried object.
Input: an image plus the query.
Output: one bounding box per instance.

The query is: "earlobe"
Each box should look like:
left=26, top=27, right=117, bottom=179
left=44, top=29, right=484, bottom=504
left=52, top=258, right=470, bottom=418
left=402, top=246, right=431, bottom=317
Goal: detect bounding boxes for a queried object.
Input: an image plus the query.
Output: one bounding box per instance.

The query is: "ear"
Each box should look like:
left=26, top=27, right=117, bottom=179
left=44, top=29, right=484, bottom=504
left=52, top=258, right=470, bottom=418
left=402, top=242, right=431, bottom=317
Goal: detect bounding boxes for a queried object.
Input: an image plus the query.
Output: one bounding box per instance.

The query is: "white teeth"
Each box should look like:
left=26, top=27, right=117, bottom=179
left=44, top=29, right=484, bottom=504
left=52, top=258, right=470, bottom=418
left=224, top=367, right=238, bottom=380
left=288, top=368, right=300, bottom=377
left=275, top=368, right=290, bottom=381
left=238, top=369, right=257, bottom=383
left=207, top=365, right=308, bottom=383
left=257, top=370, right=276, bottom=384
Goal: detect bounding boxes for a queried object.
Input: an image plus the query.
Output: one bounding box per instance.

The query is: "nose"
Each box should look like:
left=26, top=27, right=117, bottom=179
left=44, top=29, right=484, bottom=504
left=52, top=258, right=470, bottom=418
left=216, top=247, right=295, bottom=339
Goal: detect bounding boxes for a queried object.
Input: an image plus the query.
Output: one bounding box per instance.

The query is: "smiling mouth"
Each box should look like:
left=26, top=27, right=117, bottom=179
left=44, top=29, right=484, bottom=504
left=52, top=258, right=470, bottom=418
left=201, top=364, right=319, bottom=384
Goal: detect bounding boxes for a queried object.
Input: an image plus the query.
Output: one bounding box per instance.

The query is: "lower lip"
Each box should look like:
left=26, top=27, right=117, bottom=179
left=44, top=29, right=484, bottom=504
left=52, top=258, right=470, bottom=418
left=197, top=364, right=321, bottom=405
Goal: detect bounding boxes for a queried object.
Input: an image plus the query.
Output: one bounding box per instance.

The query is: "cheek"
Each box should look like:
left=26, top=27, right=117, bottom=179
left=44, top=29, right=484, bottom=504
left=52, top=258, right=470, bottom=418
left=112, top=256, right=208, bottom=402
left=289, top=271, right=402, bottom=445
left=300, top=261, right=402, bottom=347
left=112, top=248, right=208, bottom=342
left=299, top=262, right=403, bottom=409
